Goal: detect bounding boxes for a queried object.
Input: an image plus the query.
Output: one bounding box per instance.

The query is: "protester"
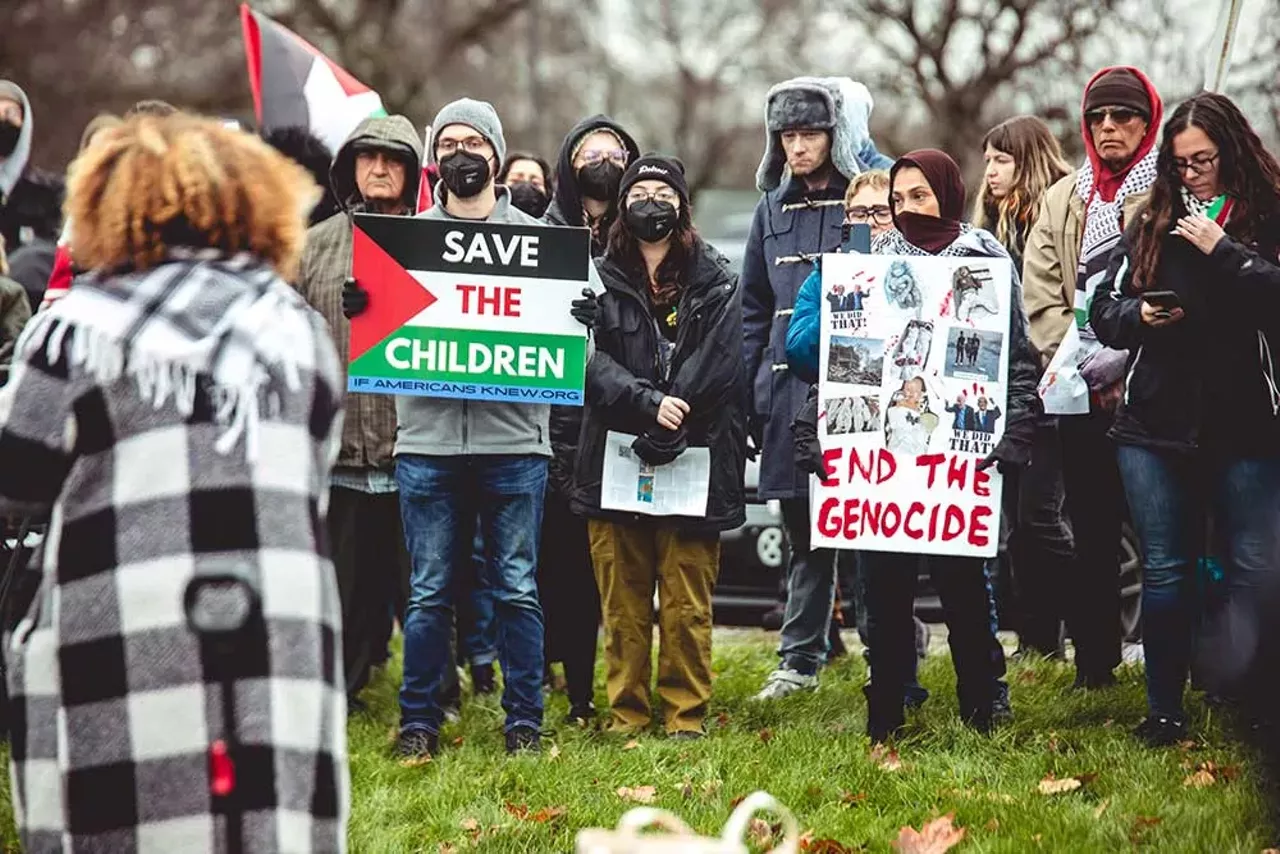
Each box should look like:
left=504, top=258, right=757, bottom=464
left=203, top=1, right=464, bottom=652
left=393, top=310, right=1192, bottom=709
left=785, top=168, right=930, bottom=707
left=538, top=118, right=641, bottom=722
left=0, top=80, right=63, bottom=258
left=344, top=98, right=598, bottom=758
left=741, top=76, right=893, bottom=700
left=0, top=112, right=346, bottom=852
left=296, top=114, right=420, bottom=713
left=545, top=116, right=641, bottom=253
left=1023, top=66, right=1163, bottom=689
left=571, top=155, right=745, bottom=737
left=972, top=116, right=1076, bottom=659
left=265, top=125, right=342, bottom=224
left=0, top=234, right=33, bottom=381
left=1090, top=92, right=1280, bottom=746
left=798, top=149, right=1040, bottom=741
left=498, top=151, right=553, bottom=218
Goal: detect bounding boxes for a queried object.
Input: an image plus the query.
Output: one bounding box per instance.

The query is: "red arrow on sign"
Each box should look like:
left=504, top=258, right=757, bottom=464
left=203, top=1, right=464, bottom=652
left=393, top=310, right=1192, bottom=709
left=350, top=224, right=438, bottom=361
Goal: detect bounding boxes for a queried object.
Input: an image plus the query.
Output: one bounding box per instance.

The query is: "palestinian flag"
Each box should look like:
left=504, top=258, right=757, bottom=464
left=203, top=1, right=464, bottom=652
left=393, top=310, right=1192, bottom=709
left=240, top=4, right=387, bottom=157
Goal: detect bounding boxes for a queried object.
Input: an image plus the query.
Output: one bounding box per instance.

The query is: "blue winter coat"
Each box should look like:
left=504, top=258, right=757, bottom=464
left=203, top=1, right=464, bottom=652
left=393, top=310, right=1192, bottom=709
left=742, top=150, right=891, bottom=500
left=785, top=262, right=823, bottom=385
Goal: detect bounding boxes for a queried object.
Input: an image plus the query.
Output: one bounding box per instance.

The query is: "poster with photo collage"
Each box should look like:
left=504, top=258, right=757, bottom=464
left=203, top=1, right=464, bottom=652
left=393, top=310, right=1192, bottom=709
left=810, top=252, right=1013, bottom=557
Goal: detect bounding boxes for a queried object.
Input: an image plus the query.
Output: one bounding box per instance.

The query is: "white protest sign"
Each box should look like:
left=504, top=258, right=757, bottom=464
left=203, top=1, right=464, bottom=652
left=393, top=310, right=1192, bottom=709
left=810, top=253, right=1012, bottom=558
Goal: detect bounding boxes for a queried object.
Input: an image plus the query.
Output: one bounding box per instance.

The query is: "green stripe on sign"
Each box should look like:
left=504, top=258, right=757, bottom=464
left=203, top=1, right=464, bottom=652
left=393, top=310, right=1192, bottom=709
left=349, top=326, right=587, bottom=390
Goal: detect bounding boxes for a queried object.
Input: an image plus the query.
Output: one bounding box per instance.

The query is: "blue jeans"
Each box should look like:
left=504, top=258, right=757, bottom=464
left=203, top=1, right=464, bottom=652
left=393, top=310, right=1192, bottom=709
left=458, top=524, right=498, bottom=667
left=1117, top=446, right=1280, bottom=719
left=777, top=499, right=836, bottom=675
left=396, top=454, right=548, bottom=735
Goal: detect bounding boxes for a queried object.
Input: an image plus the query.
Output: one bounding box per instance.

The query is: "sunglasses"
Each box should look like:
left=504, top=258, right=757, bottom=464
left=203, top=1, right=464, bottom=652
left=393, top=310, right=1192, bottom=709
left=1085, top=107, right=1144, bottom=127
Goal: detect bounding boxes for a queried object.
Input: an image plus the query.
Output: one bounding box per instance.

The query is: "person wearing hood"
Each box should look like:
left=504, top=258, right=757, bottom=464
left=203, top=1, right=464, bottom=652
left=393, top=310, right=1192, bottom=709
left=742, top=76, right=893, bottom=701
left=1023, top=66, right=1163, bottom=690
left=0, top=112, right=346, bottom=853
left=344, top=98, right=599, bottom=759
left=0, top=80, right=64, bottom=259
left=295, top=114, right=422, bottom=714
left=571, top=155, right=745, bottom=738
left=797, top=149, right=1040, bottom=741
left=1089, top=93, right=1280, bottom=746
left=544, top=116, right=642, bottom=253
left=499, top=151, right=553, bottom=218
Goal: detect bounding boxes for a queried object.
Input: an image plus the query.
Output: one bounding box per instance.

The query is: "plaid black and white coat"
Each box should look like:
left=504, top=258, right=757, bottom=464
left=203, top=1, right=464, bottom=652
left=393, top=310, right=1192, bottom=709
left=0, top=253, right=349, bottom=853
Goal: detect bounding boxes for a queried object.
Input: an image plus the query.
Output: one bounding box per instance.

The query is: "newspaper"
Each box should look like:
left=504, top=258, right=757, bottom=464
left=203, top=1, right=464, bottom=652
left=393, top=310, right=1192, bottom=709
left=1037, top=323, right=1091, bottom=415
left=600, top=431, right=710, bottom=517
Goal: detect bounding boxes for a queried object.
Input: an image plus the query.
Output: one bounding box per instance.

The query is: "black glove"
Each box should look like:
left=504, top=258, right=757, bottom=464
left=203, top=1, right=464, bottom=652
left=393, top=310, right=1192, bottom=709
left=792, top=388, right=824, bottom=476
left=631, top=428, right=688, bottom=466
left=342, top=278, right=369, bottom=318
left=977, top=418, right=1035, bottom=474
left=570, top=287, right=599, bottom=328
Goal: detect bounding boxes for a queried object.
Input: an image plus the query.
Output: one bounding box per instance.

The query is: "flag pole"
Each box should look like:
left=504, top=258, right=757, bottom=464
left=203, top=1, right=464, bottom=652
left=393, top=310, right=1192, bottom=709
left=1204, top=0, right=1245, bottom=93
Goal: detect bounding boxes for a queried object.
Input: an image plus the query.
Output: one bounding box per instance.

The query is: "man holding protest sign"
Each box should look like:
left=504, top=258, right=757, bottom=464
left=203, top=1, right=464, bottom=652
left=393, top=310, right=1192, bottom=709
left=344, top=98, right=599, bottom=759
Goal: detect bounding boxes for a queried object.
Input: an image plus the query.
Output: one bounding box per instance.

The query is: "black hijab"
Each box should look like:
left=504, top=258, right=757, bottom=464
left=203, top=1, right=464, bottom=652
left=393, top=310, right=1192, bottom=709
left=890, top=149, right=966, bottom=253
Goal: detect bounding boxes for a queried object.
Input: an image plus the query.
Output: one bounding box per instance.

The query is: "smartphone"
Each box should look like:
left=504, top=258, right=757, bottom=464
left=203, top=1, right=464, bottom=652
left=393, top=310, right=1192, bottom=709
left=841, top=222, right=872, bottom=254
left=1142, top=290, right=1181, bottom=310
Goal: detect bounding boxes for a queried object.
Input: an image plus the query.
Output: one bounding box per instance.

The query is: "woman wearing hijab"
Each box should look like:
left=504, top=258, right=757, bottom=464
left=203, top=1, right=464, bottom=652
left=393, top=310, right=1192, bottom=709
left=849, top=150, right=1042, bottom=742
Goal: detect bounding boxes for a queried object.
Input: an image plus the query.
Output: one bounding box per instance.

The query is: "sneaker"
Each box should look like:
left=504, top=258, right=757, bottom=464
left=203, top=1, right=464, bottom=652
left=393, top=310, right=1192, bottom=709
left=668, top=730, right=705, bottom=741
left=914, top=617, right=931, bottom=659
left=565, top=703, right=596, bottom=727
left=992, top=692, right=1014, bottom=727
left=1072, top=671, right=1118, bottom=691
left=396, top=728, right=438, bottom=760
left=505, top=725, right=542, bottom=754
left=471, top=662, right=496, bottom=695
left=753, top=668, right=819, bottom=700
left=1134, top=715, right=1186, bottom=747
left=443, top=704, right=461, bottom=724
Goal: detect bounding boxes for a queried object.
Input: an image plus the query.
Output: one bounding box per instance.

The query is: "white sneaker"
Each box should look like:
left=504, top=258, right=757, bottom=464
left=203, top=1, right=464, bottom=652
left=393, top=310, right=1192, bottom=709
left=753, top=668, right=819, bottom=700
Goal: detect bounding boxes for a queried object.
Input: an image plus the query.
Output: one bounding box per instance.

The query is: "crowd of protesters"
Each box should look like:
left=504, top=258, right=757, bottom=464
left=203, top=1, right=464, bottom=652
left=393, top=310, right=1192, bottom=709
left=0, top=60, right=1278, bottom=851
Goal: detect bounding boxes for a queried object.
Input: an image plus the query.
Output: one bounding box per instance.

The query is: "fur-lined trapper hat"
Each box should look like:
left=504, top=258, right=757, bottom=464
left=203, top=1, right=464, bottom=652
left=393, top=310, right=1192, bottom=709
left=755, top=76, right=876, bottom=192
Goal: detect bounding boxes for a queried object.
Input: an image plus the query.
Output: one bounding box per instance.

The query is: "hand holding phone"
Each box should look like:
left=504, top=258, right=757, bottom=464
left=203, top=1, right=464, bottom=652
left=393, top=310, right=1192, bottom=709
left=1140, top=290, right=1184, bottom=327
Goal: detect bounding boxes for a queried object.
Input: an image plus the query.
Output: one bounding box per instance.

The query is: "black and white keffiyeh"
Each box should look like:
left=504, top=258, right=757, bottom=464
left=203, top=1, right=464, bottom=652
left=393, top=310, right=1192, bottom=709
left=1074, top=150, right=1160, bottom=280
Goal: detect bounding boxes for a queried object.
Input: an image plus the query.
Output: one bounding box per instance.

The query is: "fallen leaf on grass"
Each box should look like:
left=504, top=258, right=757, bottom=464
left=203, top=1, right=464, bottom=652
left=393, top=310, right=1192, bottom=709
left=530, top=806, right=567, bottom=823
left=1129, top=815, right=1162, bottom=844
left=617, top=785, right=657, bottom=804
left=716, top=712, right=730, bottom=727
left=1016, top=669, right=1037, bottom=684
left=460, top=818, right=480, bottom=833
left=870, top=743, right=903, bottom=771
left=681, top=780, right=694, bottom=799
left=801, top=836, right=857, bottom=853
left=984, top=818, right=999, bottom=832
left=503, top=803, right=529, bottom=820
left=840, top=791, right=867, bottom=807
left=758, top=728, right=775, bottom=744
left=623, top=739, right=641, bottom=751
left=1036, top=774, right=1082, bottom=795
left=892, top=814, right=966, bottom=853
left=452, top=736, right=464, bottom=747
left=438, top=844, right=457, bottom=854
left=730, top=794, right=746, bottom=810
left=747, top=818, right=775, bottom=848
left=1093, top=798, right=1110, bottom=819
left=398, top=754, right=432, bottom=768
left=1261, top=849, right=1279, bottom=854
left=547, top=744, right=561, bottom=760
left=1177, top=739, right=1199, bottom=751
left=1184, top=769, right=1216, bottom=788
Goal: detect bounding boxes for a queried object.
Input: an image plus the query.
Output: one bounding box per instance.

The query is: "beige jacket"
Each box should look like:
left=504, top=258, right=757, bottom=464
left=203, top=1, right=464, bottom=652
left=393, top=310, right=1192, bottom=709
left=1022, top=172, right=1151, bottom=367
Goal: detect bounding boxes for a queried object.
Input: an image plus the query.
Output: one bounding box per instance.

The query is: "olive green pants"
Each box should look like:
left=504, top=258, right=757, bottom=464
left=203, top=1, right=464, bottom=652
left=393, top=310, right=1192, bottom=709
left=588, top=520, right=720, bottom=734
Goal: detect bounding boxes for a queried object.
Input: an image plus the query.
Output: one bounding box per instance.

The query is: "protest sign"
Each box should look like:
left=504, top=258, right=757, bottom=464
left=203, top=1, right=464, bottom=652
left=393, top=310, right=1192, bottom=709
left=348, top=213, right=593, bottom=405
left=810, top=252, right=1013, bottom=558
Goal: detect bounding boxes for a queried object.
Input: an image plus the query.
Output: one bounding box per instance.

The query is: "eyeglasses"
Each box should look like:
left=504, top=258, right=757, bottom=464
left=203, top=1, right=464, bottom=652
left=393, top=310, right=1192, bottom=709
left=437, top=136, right=491, bottom=156
left=1085, top=107, right=1144, bottom=128
left=846, top=205, right=892, bottom=225
left=627, top=188, right=680, bottom=205
left=579, top=148, right=629, bottom=167
left=1173, top=152, right=1219, bottom=176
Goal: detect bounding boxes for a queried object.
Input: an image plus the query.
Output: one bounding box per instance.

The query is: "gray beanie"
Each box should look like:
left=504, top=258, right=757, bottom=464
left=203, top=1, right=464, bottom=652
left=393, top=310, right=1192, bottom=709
left=428, top=98, right=506, bottom=166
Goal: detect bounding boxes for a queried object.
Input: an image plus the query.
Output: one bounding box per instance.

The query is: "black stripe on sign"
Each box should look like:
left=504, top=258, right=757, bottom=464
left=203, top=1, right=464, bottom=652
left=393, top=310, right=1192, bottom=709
left=354, top=213, right=591, bottom=282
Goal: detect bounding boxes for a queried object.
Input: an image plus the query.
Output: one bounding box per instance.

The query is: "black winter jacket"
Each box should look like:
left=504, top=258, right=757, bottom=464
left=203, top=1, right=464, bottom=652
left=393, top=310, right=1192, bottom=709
left=571, top=238, right=747, bottom=535
left=1090, top=216, right=1280, bottom=457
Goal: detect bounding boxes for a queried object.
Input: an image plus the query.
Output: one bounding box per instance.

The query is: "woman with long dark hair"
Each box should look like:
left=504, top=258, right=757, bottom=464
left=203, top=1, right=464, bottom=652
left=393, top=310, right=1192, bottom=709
left=571, top=155, right=745, bottom=738
left=973, top=116, right=1077, bottom=660
left=1091, top=92, right=1280, bottom=746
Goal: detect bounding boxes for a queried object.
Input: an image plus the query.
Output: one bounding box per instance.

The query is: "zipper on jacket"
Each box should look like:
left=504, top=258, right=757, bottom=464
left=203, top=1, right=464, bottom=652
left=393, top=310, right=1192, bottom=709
left=1123, top=345, right=1143, bottom=406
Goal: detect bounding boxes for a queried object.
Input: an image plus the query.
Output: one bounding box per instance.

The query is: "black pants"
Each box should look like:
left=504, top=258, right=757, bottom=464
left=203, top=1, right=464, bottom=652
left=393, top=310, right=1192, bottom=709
left=863, top=552, right=1003, bottom=737
left=1003, top=422, right=1075, bottom=655
left=538, top=494, right=600, bottom=708
left=1060, top=413, right=1124, bottom=677
left=328, top=486, right=411, bottom=701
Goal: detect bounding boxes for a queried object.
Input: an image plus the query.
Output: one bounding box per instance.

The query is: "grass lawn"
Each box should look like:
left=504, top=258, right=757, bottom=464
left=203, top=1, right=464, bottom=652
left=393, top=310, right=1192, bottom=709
left=3, top=630, right=1276, bottom=852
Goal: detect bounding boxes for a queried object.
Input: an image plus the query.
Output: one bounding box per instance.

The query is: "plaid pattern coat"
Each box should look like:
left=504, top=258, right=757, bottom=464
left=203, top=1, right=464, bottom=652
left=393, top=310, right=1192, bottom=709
left=0, top=253, right=348, bottom=853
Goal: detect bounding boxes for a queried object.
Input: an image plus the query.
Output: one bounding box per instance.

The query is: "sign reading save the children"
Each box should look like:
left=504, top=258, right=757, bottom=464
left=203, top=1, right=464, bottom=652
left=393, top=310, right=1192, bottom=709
left=348, top=213, right=593, bottom=405
left=810, top=252, right=1013, bottom=558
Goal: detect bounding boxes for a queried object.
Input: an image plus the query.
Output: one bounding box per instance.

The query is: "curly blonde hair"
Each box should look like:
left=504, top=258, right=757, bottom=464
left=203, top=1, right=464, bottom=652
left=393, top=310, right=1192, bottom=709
left=65, top=113, right=318, bottom=281
left=844, top=169, right=890, bottom=207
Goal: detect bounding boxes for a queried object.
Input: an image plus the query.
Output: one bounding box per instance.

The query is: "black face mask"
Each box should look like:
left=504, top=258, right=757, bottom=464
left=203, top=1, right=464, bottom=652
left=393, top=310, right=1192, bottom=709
left=438, top=150, right=492, bottom=199
left=577, top=160, right=624, bottom=202
left=0, top=121, right=20, bottom=158
left=625, top=199, right=678, bottom=243
left=507, top=181, right=550, bottom=218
